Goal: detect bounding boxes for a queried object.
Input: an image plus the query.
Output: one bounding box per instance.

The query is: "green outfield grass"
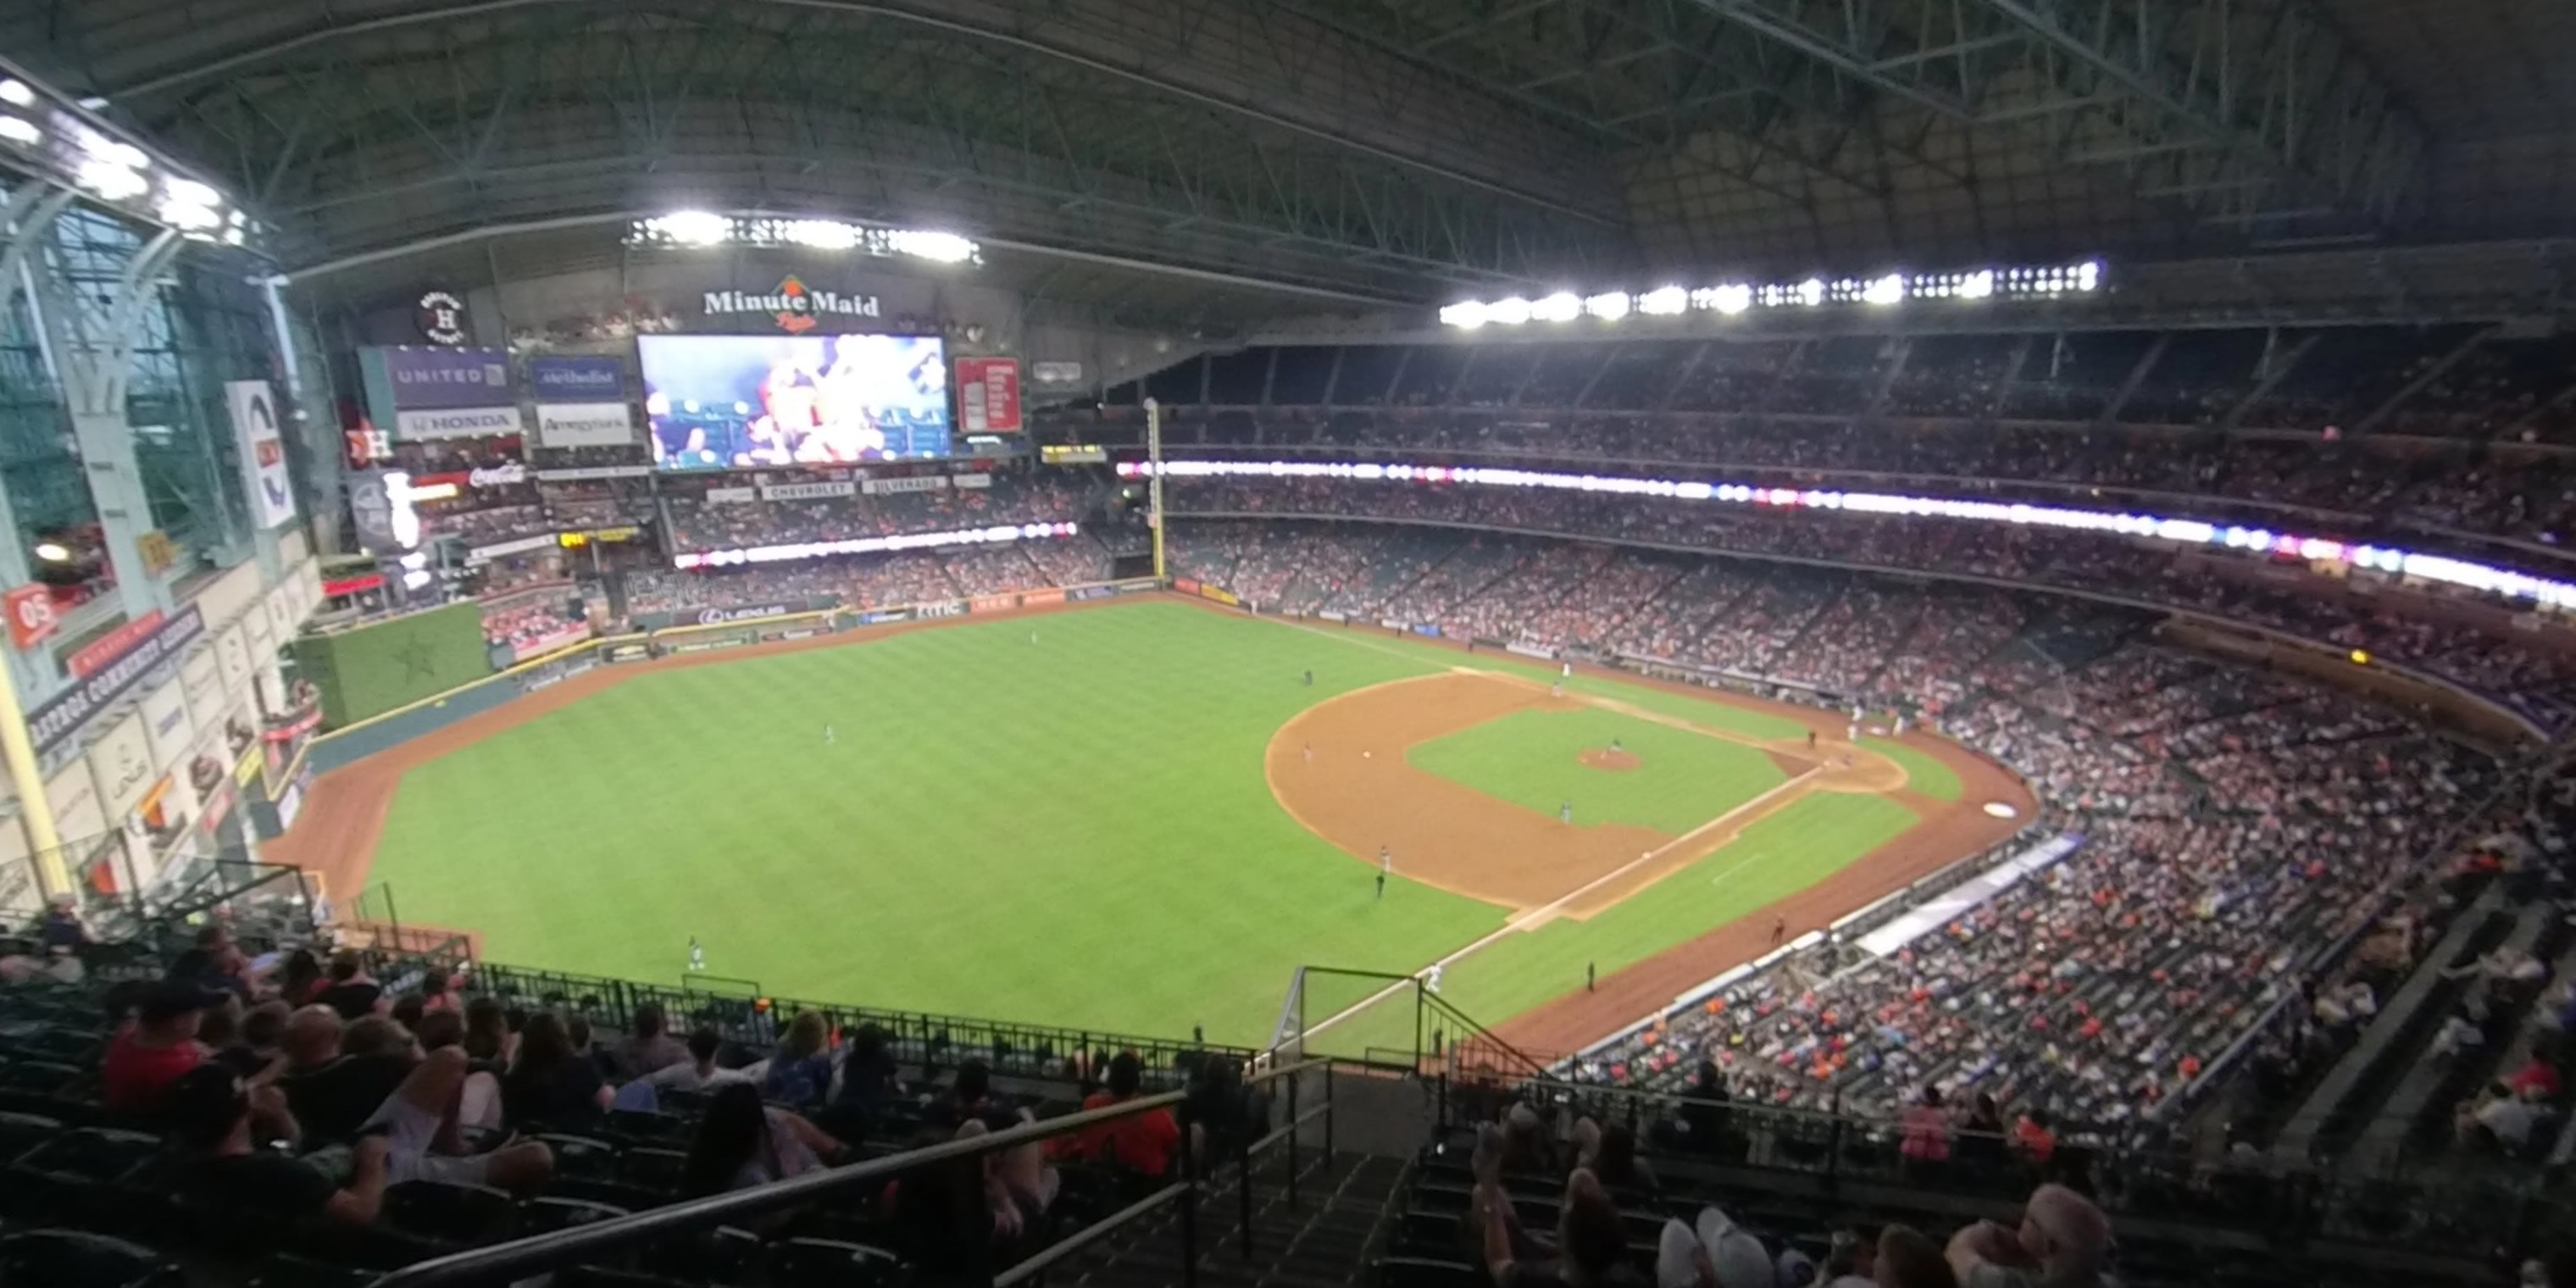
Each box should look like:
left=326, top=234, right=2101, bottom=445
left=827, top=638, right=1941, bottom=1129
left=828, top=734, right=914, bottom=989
left=1304, top=791, right=1921, bottom=1060
left=1407, top=708, right=1786, bottom=834
left=367, top=601, right=1942, bottom=1048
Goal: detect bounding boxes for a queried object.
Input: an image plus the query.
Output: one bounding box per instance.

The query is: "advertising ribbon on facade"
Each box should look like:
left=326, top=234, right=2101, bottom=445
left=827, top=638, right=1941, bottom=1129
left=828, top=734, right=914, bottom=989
left=27, top=607, right=206, bottom=757
left=226, top=380, right=299, bottom=529
left=955, top=358, right=1023, bottom=433
left=359, top=347, right=522, bottom=440
left=530, top=356, right=635, bottom=448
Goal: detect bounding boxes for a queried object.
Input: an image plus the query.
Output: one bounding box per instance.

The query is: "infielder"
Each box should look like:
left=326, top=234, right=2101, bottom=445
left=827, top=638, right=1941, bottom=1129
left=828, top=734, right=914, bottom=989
left=1559, top=800, right=1574, bottom=824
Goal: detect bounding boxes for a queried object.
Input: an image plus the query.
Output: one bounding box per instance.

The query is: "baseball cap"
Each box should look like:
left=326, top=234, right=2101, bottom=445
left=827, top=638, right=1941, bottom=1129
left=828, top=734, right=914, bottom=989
left=163, top=1064, right=248, bottom=1147
left=1656, top=1207, right=1776, bottom=1288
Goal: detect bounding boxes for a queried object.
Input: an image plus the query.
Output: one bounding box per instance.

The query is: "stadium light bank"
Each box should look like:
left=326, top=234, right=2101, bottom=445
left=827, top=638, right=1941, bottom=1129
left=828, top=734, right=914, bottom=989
left=0, top=56, right=253, bottom=247
left=627, top=213, right=981, bottom=265
left=1115, top=458, right=2576, bottom=612
left=1439, top=261, right=2098, bottom=328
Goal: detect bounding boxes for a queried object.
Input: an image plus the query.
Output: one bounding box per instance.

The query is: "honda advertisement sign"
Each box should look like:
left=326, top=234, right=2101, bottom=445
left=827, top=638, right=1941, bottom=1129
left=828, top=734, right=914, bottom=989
left=359, top=346, right=522, bottom=440
left=530, top=356, right=636, bottom=449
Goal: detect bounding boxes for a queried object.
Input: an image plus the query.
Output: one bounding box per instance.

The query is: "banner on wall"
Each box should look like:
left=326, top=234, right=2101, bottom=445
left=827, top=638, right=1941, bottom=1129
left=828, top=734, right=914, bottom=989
left=27, top=607, right=204, bottom=758
left=225, top=380, right=299, bottom=529
left=955, top=358, right=1022, bottom=433
left=761, top=480, right=856, bottom=501
left=858, top=475, right=947, bottom=496
left=360, top=347, right=522, bottom=440
left=3, top=585, right=57, bottom=649
left=530, top=358, right=633, bottom=449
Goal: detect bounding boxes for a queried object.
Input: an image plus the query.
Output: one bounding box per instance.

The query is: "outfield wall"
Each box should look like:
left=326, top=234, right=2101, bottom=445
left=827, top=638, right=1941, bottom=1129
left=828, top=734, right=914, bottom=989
left=286, top=580, right=1159, bottom=784
left=291, top=602, right=492, bottom=727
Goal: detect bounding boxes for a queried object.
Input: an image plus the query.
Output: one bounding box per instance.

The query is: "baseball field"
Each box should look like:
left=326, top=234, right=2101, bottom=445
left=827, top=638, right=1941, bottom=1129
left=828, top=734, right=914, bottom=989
left=273, top=596, right=2029, bottom=1053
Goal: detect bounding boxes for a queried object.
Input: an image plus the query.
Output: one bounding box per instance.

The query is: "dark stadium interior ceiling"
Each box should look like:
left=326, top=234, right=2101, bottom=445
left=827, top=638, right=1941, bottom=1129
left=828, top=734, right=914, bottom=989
left=5, top=0, right=2572, bottom=333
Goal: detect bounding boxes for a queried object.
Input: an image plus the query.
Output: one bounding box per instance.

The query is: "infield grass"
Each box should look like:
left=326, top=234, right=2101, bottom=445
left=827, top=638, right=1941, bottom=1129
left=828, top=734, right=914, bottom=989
left=369, top=599, right=1937, bottom=1048
left=1305, top=791, right=1921, bottom=1060
left=1407, top=707, right=1786, bottom=835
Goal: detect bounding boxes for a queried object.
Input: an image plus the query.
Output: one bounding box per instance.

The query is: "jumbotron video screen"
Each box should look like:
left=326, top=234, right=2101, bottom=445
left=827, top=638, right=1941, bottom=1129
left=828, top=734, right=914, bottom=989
left=638, top=333, right=952, bottom=469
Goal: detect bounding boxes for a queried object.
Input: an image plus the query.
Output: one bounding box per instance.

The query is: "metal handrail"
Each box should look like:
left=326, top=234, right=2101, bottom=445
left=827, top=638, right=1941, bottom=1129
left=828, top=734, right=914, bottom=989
left=369, top=1056, right=1330, bottom=1288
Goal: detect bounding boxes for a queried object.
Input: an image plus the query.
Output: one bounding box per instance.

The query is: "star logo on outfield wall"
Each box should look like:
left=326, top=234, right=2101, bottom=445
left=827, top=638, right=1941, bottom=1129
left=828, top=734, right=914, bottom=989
left=394, top=638, right=440, bottom=683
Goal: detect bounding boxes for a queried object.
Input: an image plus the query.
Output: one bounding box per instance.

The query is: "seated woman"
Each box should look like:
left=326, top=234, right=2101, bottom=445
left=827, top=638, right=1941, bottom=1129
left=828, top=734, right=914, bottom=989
left=679, top=1083, right=846, bottom=1208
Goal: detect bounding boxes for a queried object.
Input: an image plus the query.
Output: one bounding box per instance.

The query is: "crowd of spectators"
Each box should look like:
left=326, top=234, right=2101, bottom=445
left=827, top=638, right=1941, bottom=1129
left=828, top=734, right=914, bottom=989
left=665, top=474, right=1081, bottom=554
left=36, top=916, right=1285, bottom=1281
left=1162, top=485, right=2576, bottom=730
left=480, top=599, right=589, bottom=656
left=1077, top=340, right=2576, bottom=546
left=621, top=530, right=1120, bottom=619
left=1168, top=519, right=2525, bottom=1137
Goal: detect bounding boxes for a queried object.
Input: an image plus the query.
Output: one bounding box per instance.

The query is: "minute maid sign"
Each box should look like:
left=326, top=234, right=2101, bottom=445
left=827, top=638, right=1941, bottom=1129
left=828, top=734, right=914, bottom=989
left=702, top=275, right=880, bottom=334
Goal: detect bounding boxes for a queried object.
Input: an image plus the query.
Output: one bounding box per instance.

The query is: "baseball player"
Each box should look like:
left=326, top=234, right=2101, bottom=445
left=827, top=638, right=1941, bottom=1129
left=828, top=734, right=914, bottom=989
left=1559, top=800, right=1574, bottom=824
left=824, top=724, right=836, bottom=746
left=1380, top=845, right=1393, bottom=875
left=1424, top=963, right=1443, bottom=995
left=1303, top=742, right=1314, bottom=763
left=688, top=937, right=706, bottom=973
left=1303, top=669, right=1314, bottom=687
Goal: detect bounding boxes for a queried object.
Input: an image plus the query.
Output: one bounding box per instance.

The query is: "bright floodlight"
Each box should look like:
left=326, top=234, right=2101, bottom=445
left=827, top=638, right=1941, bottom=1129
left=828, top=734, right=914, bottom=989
left=75, top=157, right=146, bottom=200
left=1531, top=291, right=1581, bottom=323
left=0, top=116, right=36, bottom=146
left=782, top=219, right=858, bottom=250
left=0, top=80, right=30, bottom=108
left=2076, top=260, right=2102, bottom=291
left=1486, top=297, right=1533, bottom=325
left=1796, top=278, right=1824, bottom=307
left=1584, top=291, right=1632, bottom=320
left=1709, top=284, right=1752, bottom=315
left=1862, top=274, right=1904, bottom=306
left=1637, top=286, right=1687, bottom=316
left=31, top=541, right=68, bottom=562
left=890, top=230, right=979, bottom=263
left=1958, top=269, right=1995, bottom=300
left=163, top=178, right=221, bottom=208
left=156, top=195, right=221, bottom=230
left=654, top=210, right=731, bottom=246
left=1439, top=300, right=1489, bottom=328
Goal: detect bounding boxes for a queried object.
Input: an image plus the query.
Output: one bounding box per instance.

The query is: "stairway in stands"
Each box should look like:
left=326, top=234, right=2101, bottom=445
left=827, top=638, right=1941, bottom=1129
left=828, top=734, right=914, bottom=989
left=1067, top=1148, right=1409, bottom=1288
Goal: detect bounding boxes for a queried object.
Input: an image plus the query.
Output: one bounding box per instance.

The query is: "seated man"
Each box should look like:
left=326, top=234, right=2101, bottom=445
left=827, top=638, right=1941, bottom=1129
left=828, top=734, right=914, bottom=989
left=363, top=1046, right=555, bottom=1191
left=103, top=981, right=219, bottom=1116
left=163, top=1063, right=387, bottom=1224
left=281, top=1012, right=419, bottom=1142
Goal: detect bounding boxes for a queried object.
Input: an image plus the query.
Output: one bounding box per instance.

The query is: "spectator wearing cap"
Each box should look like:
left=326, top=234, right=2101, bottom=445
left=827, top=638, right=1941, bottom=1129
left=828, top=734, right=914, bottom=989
left=1946, top=1183, right=2112, bottom=1288
left=1654, top=1205, right=1774, bottom=1288
left=162, top=1064, right=389, bottom=1224
left=102, top=980, right=219, bottom=1114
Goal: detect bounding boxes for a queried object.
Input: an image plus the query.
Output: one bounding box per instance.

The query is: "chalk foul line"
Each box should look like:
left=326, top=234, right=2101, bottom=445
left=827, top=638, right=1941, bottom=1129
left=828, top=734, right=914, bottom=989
left=1296, top=764, right=1820, bottom=1044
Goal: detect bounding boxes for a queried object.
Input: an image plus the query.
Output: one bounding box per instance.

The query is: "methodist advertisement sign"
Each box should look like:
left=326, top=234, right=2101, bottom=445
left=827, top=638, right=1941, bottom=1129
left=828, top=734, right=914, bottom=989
left=225, top=380, right=298, bottom=529
left=358, top=347, right=521, bottom=440
left=529, top=356, right=636, bottom=449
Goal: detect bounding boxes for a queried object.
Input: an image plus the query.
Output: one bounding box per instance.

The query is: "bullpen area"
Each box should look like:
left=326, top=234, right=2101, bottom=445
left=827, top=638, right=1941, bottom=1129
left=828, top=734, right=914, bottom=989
left=272, top=597, right=2029, bottom=1051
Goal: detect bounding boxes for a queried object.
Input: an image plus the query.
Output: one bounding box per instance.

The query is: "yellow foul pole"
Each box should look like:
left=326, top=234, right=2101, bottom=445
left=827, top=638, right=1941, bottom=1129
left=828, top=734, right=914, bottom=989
left=1146, top=397, right=1167, bottom=582
left=0, top=665, right=69, bottom=897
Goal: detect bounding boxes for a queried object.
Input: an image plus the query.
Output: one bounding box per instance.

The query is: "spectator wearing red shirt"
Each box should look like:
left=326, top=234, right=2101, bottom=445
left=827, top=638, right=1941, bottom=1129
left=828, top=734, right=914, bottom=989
left=2014, top=1110, right=2057, bottom=1167
left=103, top=981, right=219, bottom=1114
left=1061, top=1052, right=1180, bottom=1178
left=2504, top=1056, right=2562, bottom=1100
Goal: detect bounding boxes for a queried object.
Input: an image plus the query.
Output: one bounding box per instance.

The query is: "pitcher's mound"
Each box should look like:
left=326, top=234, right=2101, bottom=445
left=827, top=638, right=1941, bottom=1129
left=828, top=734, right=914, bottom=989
left=1579, top=748, right=1641, bottom=772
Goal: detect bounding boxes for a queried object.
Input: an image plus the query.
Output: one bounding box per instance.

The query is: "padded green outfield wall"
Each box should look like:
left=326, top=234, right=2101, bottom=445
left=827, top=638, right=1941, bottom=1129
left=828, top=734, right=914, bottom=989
left=291, top=602, right=491, bottom=728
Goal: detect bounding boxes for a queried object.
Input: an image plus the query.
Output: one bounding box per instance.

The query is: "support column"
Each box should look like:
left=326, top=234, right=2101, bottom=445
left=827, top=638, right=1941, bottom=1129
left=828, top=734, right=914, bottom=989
left=29, top=224, right=183, bottom=622
left=0, top=182, right=83, bottom=897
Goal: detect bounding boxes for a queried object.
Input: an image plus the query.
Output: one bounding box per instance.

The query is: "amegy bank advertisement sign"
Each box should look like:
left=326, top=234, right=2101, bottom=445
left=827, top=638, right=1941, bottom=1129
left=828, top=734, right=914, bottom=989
left=360, top=347, right=523, bottom=440
left=530, top=356, right=636, bottom=449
